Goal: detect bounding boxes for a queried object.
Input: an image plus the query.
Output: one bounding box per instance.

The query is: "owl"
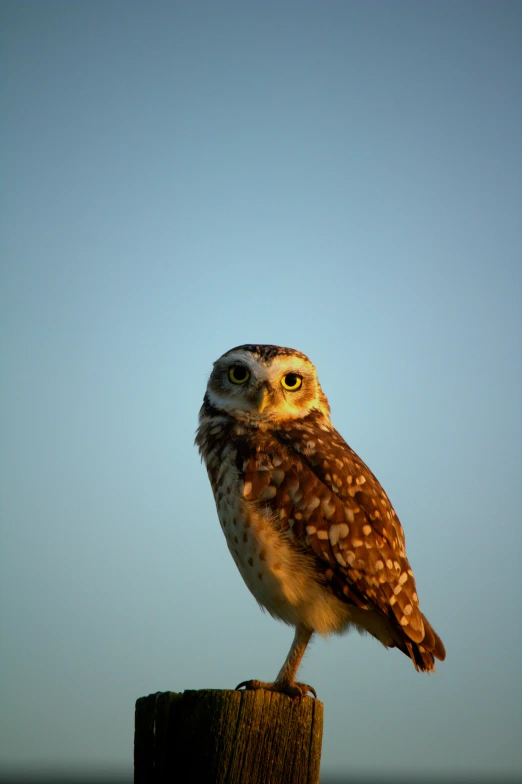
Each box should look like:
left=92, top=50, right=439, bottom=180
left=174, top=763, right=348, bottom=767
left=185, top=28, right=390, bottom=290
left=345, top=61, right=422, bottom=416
left=196, top=344, right=445, bottom=698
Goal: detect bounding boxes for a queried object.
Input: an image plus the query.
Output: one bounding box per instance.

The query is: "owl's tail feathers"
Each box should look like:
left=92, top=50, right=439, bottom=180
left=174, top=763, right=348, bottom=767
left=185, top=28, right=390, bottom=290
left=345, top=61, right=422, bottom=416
left=399, top=613, right=446, bottom=673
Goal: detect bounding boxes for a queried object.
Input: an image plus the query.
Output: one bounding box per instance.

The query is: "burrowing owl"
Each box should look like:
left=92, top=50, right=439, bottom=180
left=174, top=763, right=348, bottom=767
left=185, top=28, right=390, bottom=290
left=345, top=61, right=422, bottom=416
left=196, top=344, right=445, bottom=698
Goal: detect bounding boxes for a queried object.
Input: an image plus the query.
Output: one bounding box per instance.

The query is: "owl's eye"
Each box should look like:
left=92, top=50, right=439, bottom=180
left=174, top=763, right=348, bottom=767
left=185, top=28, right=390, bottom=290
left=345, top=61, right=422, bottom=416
left=281, top=373, right=302, bottom=391
left=229, top=365, right=250, bottom=384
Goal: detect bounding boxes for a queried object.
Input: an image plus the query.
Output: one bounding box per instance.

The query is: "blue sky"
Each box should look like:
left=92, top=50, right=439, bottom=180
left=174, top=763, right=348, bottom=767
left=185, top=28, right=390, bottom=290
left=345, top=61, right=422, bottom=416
left=1, top=1, right=521, bottom=780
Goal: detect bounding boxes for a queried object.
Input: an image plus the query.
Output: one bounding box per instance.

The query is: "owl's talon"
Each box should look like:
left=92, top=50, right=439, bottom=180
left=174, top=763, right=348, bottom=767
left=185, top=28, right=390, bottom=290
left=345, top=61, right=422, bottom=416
left=235, top=679, right=257, bottom=691
left=235, top=679, right=316, bottom=700
left=304, top=683, right=317, bottom=699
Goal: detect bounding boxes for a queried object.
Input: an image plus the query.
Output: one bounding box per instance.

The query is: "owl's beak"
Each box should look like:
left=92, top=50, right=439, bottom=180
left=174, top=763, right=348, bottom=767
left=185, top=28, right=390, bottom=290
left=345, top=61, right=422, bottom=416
left=255, top=387, right=270, bottom=413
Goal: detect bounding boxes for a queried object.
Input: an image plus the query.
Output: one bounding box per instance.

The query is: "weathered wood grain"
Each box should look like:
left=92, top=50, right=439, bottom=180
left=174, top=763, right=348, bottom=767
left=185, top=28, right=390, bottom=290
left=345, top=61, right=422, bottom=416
left=134, top=689, right=323, bottom=784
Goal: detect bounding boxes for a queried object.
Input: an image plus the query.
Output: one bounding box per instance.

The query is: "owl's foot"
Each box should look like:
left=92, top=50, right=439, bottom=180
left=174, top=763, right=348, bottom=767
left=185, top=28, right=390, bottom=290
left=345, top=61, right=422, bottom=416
left=235, top=679, right=317, bottom=700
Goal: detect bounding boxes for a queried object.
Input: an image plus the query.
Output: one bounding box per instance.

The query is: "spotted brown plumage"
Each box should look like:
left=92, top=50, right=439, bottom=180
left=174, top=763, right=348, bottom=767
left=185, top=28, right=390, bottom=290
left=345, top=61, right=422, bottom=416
left=196, top=344, right=445, bottom=698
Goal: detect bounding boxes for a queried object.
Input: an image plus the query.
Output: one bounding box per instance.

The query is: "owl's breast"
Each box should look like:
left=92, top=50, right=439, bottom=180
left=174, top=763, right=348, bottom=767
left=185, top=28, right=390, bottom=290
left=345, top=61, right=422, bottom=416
left=207, top=448, right=349, bottom=635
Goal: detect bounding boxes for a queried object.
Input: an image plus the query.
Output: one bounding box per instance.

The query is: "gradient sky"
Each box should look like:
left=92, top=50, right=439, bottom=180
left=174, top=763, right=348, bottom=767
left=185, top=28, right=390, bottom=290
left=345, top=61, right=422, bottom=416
left=1, top=1, right=521, bottom=780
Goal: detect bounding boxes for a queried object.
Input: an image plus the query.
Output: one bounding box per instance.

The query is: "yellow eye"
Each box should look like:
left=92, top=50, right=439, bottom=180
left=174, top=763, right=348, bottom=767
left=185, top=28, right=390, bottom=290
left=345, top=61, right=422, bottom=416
left=281, top=373, right=302, bottom=391
left=228, top=365, right=250, bottom=384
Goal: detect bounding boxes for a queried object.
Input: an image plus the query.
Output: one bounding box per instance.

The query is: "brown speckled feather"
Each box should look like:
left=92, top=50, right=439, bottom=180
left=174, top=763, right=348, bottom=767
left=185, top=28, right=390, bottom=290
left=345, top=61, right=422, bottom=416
left=232, top=412, right=445, bottom=670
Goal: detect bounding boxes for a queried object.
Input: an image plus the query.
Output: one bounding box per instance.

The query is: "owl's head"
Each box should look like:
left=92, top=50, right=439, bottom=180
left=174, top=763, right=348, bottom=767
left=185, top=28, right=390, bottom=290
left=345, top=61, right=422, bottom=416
left=204, top=344, right=331, bottom=423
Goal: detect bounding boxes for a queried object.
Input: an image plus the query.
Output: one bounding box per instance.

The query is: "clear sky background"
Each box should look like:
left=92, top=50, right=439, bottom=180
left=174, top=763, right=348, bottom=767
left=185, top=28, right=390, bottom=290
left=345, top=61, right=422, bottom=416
left=1, top=1, right=521, bottom=781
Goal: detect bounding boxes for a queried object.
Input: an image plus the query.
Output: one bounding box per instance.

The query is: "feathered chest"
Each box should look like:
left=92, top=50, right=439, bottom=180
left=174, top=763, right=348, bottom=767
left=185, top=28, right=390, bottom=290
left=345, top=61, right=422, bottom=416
left=195, top=415, right=347, bottom=629
left=196, top=416, right=293, bottom=557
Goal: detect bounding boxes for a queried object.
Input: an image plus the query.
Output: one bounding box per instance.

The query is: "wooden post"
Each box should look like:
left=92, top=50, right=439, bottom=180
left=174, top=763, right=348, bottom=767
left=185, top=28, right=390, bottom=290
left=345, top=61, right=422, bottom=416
left=134, top=689, right=323, bottom=784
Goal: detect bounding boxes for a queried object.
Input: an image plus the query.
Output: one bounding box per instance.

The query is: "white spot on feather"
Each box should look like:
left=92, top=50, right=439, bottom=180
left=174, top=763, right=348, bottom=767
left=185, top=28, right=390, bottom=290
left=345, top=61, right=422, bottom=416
left=335, top=552, right=347, bottom=567
left=329, top=523, right=349, bottom=546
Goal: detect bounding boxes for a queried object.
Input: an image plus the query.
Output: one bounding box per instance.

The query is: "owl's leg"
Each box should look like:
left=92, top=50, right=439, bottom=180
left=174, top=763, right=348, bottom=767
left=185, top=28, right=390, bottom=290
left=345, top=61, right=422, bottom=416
left=236, top=625, right=316, bottom=699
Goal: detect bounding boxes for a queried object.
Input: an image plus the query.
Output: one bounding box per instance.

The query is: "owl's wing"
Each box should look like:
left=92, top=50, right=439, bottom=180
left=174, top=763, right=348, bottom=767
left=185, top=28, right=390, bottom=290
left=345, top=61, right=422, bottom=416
left=237, top=417, right=445, bottom=668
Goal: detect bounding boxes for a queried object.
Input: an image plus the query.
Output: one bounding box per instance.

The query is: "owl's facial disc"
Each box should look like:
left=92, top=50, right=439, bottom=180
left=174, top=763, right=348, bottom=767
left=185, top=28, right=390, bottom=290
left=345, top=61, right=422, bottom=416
left=205, top=346, right=329, bottom=421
